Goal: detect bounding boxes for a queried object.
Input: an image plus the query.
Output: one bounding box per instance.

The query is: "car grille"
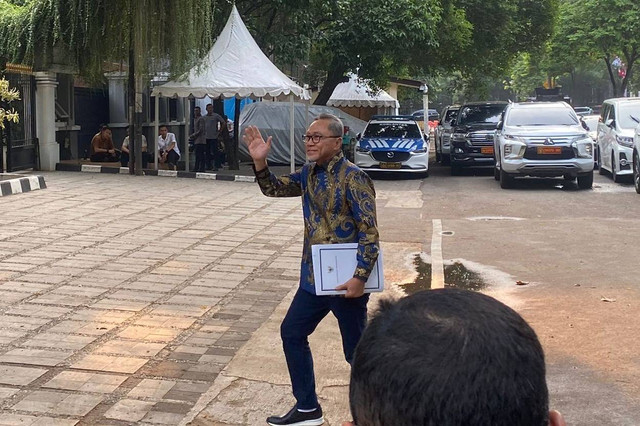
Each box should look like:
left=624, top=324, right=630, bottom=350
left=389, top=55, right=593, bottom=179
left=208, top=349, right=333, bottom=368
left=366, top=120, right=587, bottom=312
left=523, top=136, right=574, bottom=144
left=468, top=132, right=494, bottom=146
left=523, top=146, right=575, bottom=160
left=372, top=151, right=411, bottom=162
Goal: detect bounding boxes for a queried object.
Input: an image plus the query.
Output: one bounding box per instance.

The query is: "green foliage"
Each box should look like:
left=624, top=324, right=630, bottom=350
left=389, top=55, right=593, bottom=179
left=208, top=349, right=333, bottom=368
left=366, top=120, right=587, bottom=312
left=0, top=77, right=20, bottom=129
left=0, top=0, right=215, bottom=81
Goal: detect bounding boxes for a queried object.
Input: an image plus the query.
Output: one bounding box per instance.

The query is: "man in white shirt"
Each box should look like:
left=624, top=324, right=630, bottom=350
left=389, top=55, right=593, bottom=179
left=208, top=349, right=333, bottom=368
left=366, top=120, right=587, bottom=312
left=157, top=124, right=180, bottom=170
left=121, top=129, right=150, bottom=168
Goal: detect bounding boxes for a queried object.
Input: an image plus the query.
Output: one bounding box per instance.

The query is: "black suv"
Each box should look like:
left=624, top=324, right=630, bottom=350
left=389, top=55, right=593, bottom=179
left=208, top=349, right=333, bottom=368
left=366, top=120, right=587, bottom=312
left=449, top=101, right=508, bottom=175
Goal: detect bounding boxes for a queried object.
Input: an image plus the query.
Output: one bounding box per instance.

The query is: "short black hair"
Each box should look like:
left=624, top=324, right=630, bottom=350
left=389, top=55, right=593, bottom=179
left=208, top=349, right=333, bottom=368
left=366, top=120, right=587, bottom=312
left=350, top=289, right=549, bottom=426
left=159, top=124, right=168, bottom=130
left=99, top=124, right=110, bottom=131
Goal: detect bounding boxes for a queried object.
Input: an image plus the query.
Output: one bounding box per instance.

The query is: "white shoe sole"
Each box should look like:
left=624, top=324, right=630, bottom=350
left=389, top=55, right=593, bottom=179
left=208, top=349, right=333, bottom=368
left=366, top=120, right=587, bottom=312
left=267, top=417, right=324, bottom=426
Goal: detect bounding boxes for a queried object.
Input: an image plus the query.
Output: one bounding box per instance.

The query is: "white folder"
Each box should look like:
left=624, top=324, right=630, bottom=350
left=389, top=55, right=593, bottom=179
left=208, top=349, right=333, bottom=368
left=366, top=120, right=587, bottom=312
left=311, top=243, right=384, bottom=295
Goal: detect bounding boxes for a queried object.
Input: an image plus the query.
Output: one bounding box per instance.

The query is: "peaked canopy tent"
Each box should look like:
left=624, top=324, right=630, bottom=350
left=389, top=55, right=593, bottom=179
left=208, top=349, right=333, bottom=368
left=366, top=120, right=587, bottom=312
left=151, top=5, right=309, bottom=172
left=327, top=74, right=399, bottom=121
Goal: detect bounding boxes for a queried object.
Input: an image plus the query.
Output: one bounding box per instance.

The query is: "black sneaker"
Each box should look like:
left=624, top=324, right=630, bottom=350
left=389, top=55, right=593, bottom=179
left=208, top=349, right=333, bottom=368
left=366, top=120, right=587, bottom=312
left=266, top=405, right=324, bottom=426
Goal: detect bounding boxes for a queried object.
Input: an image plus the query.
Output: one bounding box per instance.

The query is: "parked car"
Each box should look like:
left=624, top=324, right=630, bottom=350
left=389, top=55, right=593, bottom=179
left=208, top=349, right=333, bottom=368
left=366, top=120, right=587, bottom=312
left=573, top=106, right=593, bottom=116
left=494, top=102, right=594, bottom=189
left=580, top=114, right=600, bottom=168
left=411, top=109, right=440, bottom=122
left=353, top=115, right=429, bottom=175
left=632, top=122, right=640, bottom=193
left=434, top=105, right=460, bottom=165
left=597, top=98, right=640, bottom=182
left=449, top=101, right=508, bottom=175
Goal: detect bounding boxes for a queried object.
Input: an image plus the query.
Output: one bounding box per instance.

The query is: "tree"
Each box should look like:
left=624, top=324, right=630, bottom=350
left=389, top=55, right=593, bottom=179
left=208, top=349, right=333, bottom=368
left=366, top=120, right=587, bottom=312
left=561, top=0, right=640, bottom=97
left=0, top=0, right=215, bottom=173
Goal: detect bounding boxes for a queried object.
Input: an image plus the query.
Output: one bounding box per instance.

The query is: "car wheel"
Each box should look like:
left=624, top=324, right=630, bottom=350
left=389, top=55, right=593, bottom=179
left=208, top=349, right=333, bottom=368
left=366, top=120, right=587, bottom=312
left=634, top=152, right=640, bottom=194
left=494, top=166, right=500, bottom=181
left=597, top=146, right=606, bottom=175
left=612, top=151, right=621, bottom=183
left=577, top=171, right=593, bottom=189
left=500, top=168, right=514, bottom=189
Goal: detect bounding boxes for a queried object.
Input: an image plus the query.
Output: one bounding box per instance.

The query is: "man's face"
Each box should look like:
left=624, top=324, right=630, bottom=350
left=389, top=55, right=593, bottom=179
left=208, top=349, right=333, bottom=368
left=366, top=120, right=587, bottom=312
left=194, top=107, right=201, bottom=117
left=160, top=127, right=168, bottom=138
left=206, top=105, right=213, bottom=115
left=305, top=119, right=341, bottom=164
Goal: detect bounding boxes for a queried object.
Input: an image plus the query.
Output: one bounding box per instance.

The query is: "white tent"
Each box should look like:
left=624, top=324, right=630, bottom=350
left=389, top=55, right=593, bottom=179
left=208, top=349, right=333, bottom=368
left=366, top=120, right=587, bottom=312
left=327, top=74, right=399, bottom=110
left=151, top=5, right=309, bottom=172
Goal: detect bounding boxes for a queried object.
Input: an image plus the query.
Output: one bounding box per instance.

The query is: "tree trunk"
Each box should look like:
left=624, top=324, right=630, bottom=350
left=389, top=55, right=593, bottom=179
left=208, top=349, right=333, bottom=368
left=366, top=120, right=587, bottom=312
left=604, top=55, right=618, bottom=98
left=128, top=46, right=135, bottom=175
left=621, top=54, right=636, bottom=97
left=314, top=65, right=346, bottom=106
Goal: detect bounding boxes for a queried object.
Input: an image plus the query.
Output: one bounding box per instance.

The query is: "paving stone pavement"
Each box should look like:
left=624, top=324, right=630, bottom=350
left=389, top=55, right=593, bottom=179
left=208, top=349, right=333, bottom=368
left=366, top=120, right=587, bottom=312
left=0, top=171, right=304, bottom=425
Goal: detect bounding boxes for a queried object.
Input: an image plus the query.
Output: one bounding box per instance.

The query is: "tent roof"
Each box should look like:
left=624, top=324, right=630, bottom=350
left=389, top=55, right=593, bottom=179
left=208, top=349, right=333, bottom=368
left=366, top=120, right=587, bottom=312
left=327, top=74, right=399, bottom=108
left=152, top=6, right=308, bottom=100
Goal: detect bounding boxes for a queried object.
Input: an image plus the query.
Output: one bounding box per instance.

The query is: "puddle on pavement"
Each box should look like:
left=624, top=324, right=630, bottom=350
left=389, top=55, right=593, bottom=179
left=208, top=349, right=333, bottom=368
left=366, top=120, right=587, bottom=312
left=399, top=254, right=487, bottom=294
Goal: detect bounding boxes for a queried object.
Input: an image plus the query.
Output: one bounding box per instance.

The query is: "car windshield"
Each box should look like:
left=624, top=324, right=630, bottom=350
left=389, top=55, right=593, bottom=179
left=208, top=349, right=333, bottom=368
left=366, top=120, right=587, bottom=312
left=445, top=109, right=459, bottom=122
left=507, top=107, right=579, bottom=126
left=364, top=122, right=421, bottom=138
left=617, top=103, right=640, bottom=129
left=457, top=105, right=505, bottom=125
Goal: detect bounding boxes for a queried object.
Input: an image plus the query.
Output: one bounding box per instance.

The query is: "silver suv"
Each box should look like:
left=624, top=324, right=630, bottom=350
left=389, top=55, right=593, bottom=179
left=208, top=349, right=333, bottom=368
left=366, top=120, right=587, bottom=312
left=494, top=102, right=594, bottom=189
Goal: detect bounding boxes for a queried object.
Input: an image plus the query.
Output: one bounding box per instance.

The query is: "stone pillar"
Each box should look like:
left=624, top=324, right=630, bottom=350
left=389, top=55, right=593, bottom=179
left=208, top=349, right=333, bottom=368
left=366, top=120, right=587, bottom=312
left=35, top=71, right=59, bottom=171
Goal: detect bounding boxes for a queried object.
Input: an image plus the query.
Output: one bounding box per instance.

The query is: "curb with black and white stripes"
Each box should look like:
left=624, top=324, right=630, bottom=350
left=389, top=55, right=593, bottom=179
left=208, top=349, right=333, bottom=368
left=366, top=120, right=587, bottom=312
left=0, top=175, right=47, bottom=197
left=55, top=163, right=256, bottom=183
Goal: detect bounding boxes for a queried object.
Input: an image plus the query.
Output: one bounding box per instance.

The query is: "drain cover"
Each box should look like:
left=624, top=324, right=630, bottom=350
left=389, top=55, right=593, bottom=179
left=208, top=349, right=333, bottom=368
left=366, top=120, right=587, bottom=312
left=440, top=231, right=455, bottom=236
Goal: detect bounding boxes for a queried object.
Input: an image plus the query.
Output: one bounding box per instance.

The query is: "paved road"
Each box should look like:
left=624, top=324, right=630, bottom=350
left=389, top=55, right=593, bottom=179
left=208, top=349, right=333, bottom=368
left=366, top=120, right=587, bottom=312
left=0, top=167, right=639, bottom=425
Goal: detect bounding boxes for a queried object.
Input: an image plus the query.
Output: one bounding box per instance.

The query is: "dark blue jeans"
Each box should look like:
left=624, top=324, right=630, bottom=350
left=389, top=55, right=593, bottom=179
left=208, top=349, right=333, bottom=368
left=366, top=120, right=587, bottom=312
left=281, top=288, right=369, bottom=410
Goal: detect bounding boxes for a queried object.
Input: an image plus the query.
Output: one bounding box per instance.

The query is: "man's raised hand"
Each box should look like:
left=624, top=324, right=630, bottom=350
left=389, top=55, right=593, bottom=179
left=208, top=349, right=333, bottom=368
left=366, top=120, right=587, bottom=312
left=242, top=126, right=272, bottom=163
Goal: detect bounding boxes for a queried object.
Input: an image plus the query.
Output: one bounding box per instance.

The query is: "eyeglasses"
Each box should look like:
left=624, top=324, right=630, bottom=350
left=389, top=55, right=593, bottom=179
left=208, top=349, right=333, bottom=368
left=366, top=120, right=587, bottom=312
left=303, top=134, right=342, bottom=144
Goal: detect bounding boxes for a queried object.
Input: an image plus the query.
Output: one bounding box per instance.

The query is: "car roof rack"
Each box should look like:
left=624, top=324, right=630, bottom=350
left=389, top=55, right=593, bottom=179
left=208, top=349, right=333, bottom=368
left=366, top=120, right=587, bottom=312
left=370, top=115, right=415, bottom=121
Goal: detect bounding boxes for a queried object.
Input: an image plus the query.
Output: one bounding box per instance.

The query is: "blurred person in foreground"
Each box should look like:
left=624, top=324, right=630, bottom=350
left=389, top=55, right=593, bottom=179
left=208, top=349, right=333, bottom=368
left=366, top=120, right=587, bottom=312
left=243, top=113, right=379, bottom=426
left=342, top=288, right=567, bottom=426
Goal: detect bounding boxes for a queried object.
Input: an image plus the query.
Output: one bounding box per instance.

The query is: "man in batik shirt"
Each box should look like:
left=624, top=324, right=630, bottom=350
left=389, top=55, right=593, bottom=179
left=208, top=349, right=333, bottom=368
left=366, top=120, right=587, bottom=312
left=243, top=113, right=380, bottom=426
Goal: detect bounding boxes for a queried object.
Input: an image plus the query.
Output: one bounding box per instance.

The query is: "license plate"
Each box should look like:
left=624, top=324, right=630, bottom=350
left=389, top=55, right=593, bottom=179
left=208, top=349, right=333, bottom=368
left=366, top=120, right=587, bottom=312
left=379, top=162, right=402, bottom=169
left=481, top=146, right=494, bottom=155
left=537, top=147, right=562, bottom=155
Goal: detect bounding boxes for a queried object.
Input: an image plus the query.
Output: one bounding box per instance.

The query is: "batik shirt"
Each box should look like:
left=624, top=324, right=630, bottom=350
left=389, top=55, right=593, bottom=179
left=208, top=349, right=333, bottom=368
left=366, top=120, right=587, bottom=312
left=254, top=152, right=380, bottom=295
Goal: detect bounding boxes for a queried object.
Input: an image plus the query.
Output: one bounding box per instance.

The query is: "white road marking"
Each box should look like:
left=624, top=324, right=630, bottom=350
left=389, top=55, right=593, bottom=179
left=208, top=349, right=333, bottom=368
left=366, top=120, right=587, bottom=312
left=431, top=219, right=444, bottom=289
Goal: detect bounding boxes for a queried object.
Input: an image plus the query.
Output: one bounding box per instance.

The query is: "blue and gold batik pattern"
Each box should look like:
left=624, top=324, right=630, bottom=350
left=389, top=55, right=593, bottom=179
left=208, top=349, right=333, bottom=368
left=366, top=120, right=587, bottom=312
left=254, top=152, right=380, bottom=295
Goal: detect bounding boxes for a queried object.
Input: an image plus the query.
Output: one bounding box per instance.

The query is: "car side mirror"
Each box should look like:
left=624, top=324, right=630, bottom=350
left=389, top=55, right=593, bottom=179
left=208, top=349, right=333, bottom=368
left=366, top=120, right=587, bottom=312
left=449, top=119, right=457, bottom=127
left=356, top=133, right=361, bottom=140
left=496, top=120, right=503, bottom=131
left=605, top=118, right=615, bottom=128
left=580, top=120, right=589, bottom=130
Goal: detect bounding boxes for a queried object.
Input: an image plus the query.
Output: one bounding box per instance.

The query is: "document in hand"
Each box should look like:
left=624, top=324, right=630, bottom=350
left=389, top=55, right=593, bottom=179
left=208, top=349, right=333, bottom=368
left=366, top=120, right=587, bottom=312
left=311, top=243, right=384, bottom=296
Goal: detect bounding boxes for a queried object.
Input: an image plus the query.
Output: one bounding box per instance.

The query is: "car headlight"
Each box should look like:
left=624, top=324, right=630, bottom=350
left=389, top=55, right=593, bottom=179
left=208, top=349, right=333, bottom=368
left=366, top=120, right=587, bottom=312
left=452, top=132, right=467, bottom=142
left=412, top=146, right=428, bottom=154
left=571, top=137, right=594, bottom=158
left=616, top=135, right=634, bottom=148
left=355, top=145, right=371, bottom=153
left=503, top=141, right=526, bottom=159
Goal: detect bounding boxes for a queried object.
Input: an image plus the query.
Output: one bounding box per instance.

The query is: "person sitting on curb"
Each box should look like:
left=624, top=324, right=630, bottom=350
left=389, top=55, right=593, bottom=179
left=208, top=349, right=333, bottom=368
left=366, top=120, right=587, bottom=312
left=157, top=124, right=180, bottom=170
left=343, top=288, right=567, bottom=426
left=90, top=124, right=119, bottom=162
left=120, top=128, right=151, bottom=168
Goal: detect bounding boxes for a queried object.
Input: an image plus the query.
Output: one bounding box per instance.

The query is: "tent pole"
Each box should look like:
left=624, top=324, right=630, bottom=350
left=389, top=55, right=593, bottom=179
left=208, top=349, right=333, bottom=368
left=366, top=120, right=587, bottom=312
left=184, top=98, right=190, bottom=172
left=154, top=95, right=159, bottom=170
left=290, top=94, right=295, bottom=173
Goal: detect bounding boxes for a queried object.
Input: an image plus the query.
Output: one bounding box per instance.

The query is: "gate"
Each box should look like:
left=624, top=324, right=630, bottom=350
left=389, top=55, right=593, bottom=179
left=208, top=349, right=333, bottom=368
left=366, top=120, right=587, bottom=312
left=2, top=67, right=38, bottom=172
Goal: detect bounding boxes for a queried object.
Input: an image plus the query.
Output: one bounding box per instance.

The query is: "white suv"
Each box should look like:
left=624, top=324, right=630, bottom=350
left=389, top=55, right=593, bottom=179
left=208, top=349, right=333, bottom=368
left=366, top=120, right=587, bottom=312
left=597, top=98, right=640, bottom=183
left=494, top=102, right=594, bottom=189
